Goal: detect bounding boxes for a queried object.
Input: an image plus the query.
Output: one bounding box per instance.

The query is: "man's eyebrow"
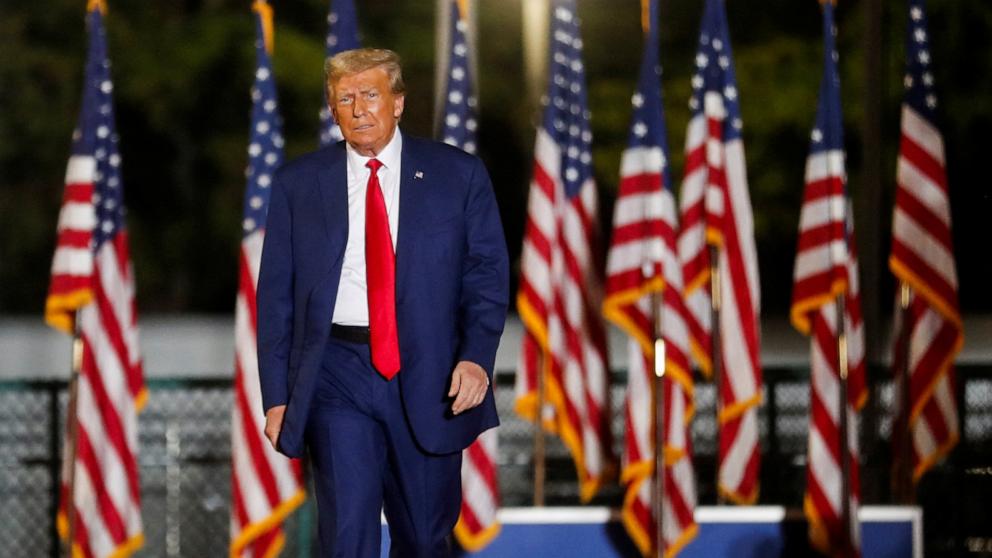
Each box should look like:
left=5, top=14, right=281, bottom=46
left=337, top=86, right=378, bottom=97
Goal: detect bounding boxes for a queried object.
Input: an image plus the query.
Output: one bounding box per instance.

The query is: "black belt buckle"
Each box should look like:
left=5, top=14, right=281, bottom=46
left=331, top=324, right=371, bottom=344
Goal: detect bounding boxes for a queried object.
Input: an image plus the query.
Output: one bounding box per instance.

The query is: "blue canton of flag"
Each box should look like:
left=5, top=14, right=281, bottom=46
left=544, top=0, right=594, bottom=199
left=627, top=0, right=671, bottom=186
left=689, top=0, right=744, bottom=140
left=904, top=2, right=940, bottom=121
left=319, top=0, right=361, bottom=147
left=83, top=11, right=126, bottom=249
left=243, top=11, right=284, bottom=236
left=808, top=3, right=844, bottom=159
left=440, top=1, right=478, bottom=154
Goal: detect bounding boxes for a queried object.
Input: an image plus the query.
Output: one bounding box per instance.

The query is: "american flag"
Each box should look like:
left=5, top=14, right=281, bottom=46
left=790, top=3, right=867, bottom=555
left=889, top=0, right=961, bottom=484
left=514, top=0, right=611, bottom=503
left=436, top=1, right=501, bottom=552
left=44, top=2, right=146, bottom=557
left=440, top=0, right=479, bottom=155
left=229, top=3, right=305, bottom=557
left=676, top=0, right=761, bottom=505
left=603, top=0, right=697, bottom=555
left=319, top=0, right=360, bottom=147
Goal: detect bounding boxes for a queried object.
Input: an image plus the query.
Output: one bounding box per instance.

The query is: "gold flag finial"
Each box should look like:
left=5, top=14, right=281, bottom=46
left=641, top=0, right=650, bottom=35
left=252, top=0, right=275, bottom=55
left=87, top=0, right=107, bottom=15
left=456, top=0, right=469, bottom=20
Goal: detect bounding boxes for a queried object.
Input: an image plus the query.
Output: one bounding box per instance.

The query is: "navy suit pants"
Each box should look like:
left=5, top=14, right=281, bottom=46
left=306, top=336, right=462, bottom=557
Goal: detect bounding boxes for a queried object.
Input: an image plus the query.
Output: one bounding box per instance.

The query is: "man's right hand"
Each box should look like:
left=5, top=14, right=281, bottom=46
left=264, top=405, right=287, bottom=450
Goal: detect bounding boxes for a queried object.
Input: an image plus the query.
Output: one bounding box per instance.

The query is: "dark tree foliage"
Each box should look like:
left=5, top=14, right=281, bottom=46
left=1, top=0, right=989, bottom=317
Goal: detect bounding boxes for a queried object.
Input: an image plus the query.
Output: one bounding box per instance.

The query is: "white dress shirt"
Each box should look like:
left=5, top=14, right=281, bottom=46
left=331, top=130, right=403, bottom=326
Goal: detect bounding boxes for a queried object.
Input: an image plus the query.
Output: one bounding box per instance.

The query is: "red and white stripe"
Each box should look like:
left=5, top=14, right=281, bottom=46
left=455, top=427, right=502, bottom=551
left=49, top=156, right=147, bottom=558
left=46, top=156, right=98, bottom=329
left=515, top=128, right=611, bottom=502
left=230, top=230, right=305, bottom=558
left=677, top=93, right=762, bottom=504
left=792, top=150, right=867, bottom=558
left=604, top=145, right=698, bottom=557
left=890, top=105, right=962, bottom=480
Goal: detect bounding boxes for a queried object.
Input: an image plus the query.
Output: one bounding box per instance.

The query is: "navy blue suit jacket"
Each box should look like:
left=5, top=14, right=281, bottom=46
left=256, top=134, right=509, bottom=458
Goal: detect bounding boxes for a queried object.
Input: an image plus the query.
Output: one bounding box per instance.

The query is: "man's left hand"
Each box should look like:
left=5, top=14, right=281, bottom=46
left=448, top=360, right=490, bottom=415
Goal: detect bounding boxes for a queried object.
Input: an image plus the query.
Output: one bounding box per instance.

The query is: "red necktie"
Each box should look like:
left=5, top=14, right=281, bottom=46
left=365, top=159, right=400, bottom=378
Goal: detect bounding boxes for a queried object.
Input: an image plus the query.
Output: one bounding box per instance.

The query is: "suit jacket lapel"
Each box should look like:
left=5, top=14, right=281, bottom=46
left=317, top=144, right=349, bottom=270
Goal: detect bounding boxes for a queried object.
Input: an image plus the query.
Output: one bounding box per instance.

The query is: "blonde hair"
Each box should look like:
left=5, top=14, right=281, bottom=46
left=324, top=48, right=406, bottom=101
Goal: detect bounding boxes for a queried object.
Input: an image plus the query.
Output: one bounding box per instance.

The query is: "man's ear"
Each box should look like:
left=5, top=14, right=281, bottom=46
left=393, top=94, right=405, bottom=119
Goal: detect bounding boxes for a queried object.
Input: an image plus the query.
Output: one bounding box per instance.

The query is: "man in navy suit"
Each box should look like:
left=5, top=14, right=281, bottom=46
left=256, top=48, right=509, bottom=557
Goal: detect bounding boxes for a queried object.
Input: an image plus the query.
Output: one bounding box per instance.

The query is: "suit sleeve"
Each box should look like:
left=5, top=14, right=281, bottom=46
left=456, top=158, right=510, bottom=377
left=256, top=171, right=294, bottom=413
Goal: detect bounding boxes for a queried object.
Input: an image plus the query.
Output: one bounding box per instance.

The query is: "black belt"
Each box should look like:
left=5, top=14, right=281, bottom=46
left=330, top=324, right=370, bottom=344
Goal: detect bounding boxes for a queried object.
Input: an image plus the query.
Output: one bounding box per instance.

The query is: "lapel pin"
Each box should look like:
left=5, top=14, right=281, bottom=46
left=414, top=171, right=424, bottom=179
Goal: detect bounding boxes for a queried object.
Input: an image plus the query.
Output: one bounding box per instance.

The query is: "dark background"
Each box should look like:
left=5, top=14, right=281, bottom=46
left=2, top=0, right=990, bottom=322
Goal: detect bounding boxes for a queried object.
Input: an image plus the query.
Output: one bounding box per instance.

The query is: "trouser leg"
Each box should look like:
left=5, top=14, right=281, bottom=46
left=307, top=338, right=385, bottom=558
left=378, top=377, right=463, bottom=557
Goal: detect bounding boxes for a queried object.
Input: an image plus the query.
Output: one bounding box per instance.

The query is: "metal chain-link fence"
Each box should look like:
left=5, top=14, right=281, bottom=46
left=2, top=366, right=991, bottom=557
left=0, top=384, right=57, bottom=558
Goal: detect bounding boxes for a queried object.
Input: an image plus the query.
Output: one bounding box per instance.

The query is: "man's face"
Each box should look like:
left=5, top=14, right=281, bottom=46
left=330, top=66, right=405, bottom=157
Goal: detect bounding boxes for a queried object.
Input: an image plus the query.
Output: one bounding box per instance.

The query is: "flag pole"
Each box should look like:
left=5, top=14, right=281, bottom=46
left=650, top=287, right=667, bottom=558
left=835, top=293, right=853, bottom=552
left=533, top=349, right=547, bottom=507
left=433, top=0, right=451, bottom=137
left=64, top=324, right=84, bottom=557
left=708, top=245, right=723, bottom=505
left=892, top=282, right=915, bottom=504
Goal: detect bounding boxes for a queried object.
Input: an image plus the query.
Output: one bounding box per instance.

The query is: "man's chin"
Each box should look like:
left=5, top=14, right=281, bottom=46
left=346, top=138, right=385, bottom=156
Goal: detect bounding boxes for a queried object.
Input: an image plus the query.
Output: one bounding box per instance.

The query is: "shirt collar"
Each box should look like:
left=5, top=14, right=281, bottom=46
left=345, top=128, right=403, bottom=174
